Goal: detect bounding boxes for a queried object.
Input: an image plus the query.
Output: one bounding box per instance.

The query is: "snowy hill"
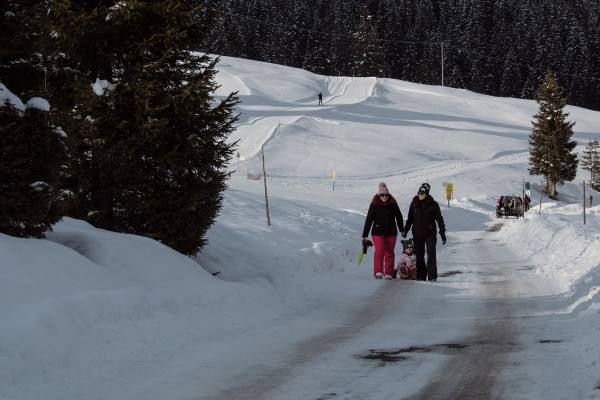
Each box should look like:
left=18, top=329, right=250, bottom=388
left=1, top=56, right=599, bottom=400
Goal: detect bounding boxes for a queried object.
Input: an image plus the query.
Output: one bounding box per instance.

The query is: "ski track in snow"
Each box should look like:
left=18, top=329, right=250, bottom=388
left=325, top=76, right=376, bottom=105
left=230, top=76, right=376, bottom=162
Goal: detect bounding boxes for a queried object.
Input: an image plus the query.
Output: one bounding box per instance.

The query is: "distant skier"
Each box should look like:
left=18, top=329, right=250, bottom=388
left=318, top=92, right=323, bottom=105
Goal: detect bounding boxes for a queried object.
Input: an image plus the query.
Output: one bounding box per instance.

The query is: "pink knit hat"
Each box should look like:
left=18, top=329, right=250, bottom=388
left=377, top=182, right=389, bottom=195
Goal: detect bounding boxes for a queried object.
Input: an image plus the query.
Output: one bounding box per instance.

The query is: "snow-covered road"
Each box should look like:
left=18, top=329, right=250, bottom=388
left=202, top=221, right=546, bottom=400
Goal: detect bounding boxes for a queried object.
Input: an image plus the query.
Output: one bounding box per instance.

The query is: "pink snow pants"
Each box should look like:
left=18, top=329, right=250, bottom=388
left=372, top=235, right=397, bottom=276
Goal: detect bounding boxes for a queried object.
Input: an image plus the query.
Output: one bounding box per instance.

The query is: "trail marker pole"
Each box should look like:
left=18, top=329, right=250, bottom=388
left=262, top=145, right=270, bottom=226
left=441, top=41, right=444, bottom=87
left=522, top=178, right=525, bottom=217
left=583, top=180, right=586, bottom=225
left=445, top=183, right=453, bottom=208
left=333, top=170, right=336, bottom=191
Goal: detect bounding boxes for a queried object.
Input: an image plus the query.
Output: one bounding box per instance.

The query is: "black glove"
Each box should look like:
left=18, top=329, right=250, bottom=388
left=362, top=238, right=373, bottom=254
left=441, top=234, right=446, bottom=245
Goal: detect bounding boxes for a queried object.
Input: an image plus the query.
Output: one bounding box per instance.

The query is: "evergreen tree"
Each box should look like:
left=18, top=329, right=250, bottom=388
left=1, top=0, right=41, bottom=96
left=351, top=6, right=386, bottom=77
left=463, top=1, right=497, bottom=94
left=0, top=0, right=64, bottom=238
left=414, top=39, right=441, bottom=85
left=528, top=69, right=578, bottom=198
left=581, top=139, right=600, bottom=190
left=375, top=0, right=407, bottom=80
left=320, top=1, right=355, bottom=77
left=46, top=1, right=239, bottom=255
left=206, top=0, right=247, bottom=58
left=499, top=48, right=522, bottom=97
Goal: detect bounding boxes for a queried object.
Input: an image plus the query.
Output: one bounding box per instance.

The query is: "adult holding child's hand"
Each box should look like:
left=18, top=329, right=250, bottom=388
left=401, top=183, right=446, bottom=281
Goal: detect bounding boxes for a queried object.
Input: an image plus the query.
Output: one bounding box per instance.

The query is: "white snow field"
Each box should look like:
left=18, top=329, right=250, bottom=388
left=1, top=55, right=600, bottom=400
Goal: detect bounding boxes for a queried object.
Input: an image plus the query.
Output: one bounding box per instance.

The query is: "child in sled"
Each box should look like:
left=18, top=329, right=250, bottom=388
left=395, top=239, right=417, bottom=280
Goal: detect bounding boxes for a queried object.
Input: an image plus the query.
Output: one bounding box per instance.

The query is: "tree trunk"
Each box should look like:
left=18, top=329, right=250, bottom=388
left=550, top=181, right=557, bottom=198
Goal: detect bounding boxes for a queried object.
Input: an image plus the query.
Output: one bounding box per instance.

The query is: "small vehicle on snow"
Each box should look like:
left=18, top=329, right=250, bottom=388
left=496, top=195, right=522, bottom=218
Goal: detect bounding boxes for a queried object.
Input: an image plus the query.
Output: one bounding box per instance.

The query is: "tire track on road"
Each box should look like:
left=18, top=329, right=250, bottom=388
left=406, top=224, right=519, bottom=400
left=206, top=223, right=525, bottom=400
left=209, top=280, right=408, bottom=400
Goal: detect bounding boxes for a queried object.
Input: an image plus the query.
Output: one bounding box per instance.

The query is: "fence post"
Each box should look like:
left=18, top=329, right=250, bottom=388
left=522, top=178, right=525, bottom=217
left=262, top=145, right=270, bottom=226
left=583, top=180, right=586, bottom=225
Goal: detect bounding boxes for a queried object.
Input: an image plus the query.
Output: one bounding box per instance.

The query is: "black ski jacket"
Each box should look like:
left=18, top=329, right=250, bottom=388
left=404, top=195, right=446, bottom=240
left=362, top=194, right=404, bottom=238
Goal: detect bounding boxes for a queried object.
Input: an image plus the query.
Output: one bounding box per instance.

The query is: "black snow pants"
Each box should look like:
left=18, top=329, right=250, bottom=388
left=414, top=234, right=438, bottom=281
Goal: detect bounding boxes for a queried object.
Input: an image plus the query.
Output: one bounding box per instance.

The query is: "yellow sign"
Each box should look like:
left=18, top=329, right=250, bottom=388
left=446, top=183, right=454, bottom=195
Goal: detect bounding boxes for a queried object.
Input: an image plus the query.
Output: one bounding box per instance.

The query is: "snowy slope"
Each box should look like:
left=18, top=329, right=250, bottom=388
left=1, top=55, right=599, bottom=400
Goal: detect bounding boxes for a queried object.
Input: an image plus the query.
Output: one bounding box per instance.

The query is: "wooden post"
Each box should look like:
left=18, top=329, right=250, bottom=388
left=522, top=178, right=525, bottom=217
left=262, top=145, right=270, bottom=226
left=583, top=180, right=586, bottom=225
left=441, top=41, right=444, bottom=87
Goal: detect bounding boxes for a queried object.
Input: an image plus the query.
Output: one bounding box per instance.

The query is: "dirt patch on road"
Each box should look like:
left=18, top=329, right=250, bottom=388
left=358, top=344, right=470, bottom=366
left=486, top=223, right=503, bottom=232
left=439, top=270, right=463, bottom=277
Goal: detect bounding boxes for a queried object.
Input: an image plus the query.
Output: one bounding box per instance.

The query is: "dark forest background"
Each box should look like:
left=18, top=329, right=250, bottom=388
left=203, top=0, right=600, bottom=111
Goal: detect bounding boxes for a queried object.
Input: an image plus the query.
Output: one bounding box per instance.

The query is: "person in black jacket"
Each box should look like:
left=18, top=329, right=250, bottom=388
left=362, top=182, right=404, bottom=279
left=401, top=183, right=446, bottom=281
